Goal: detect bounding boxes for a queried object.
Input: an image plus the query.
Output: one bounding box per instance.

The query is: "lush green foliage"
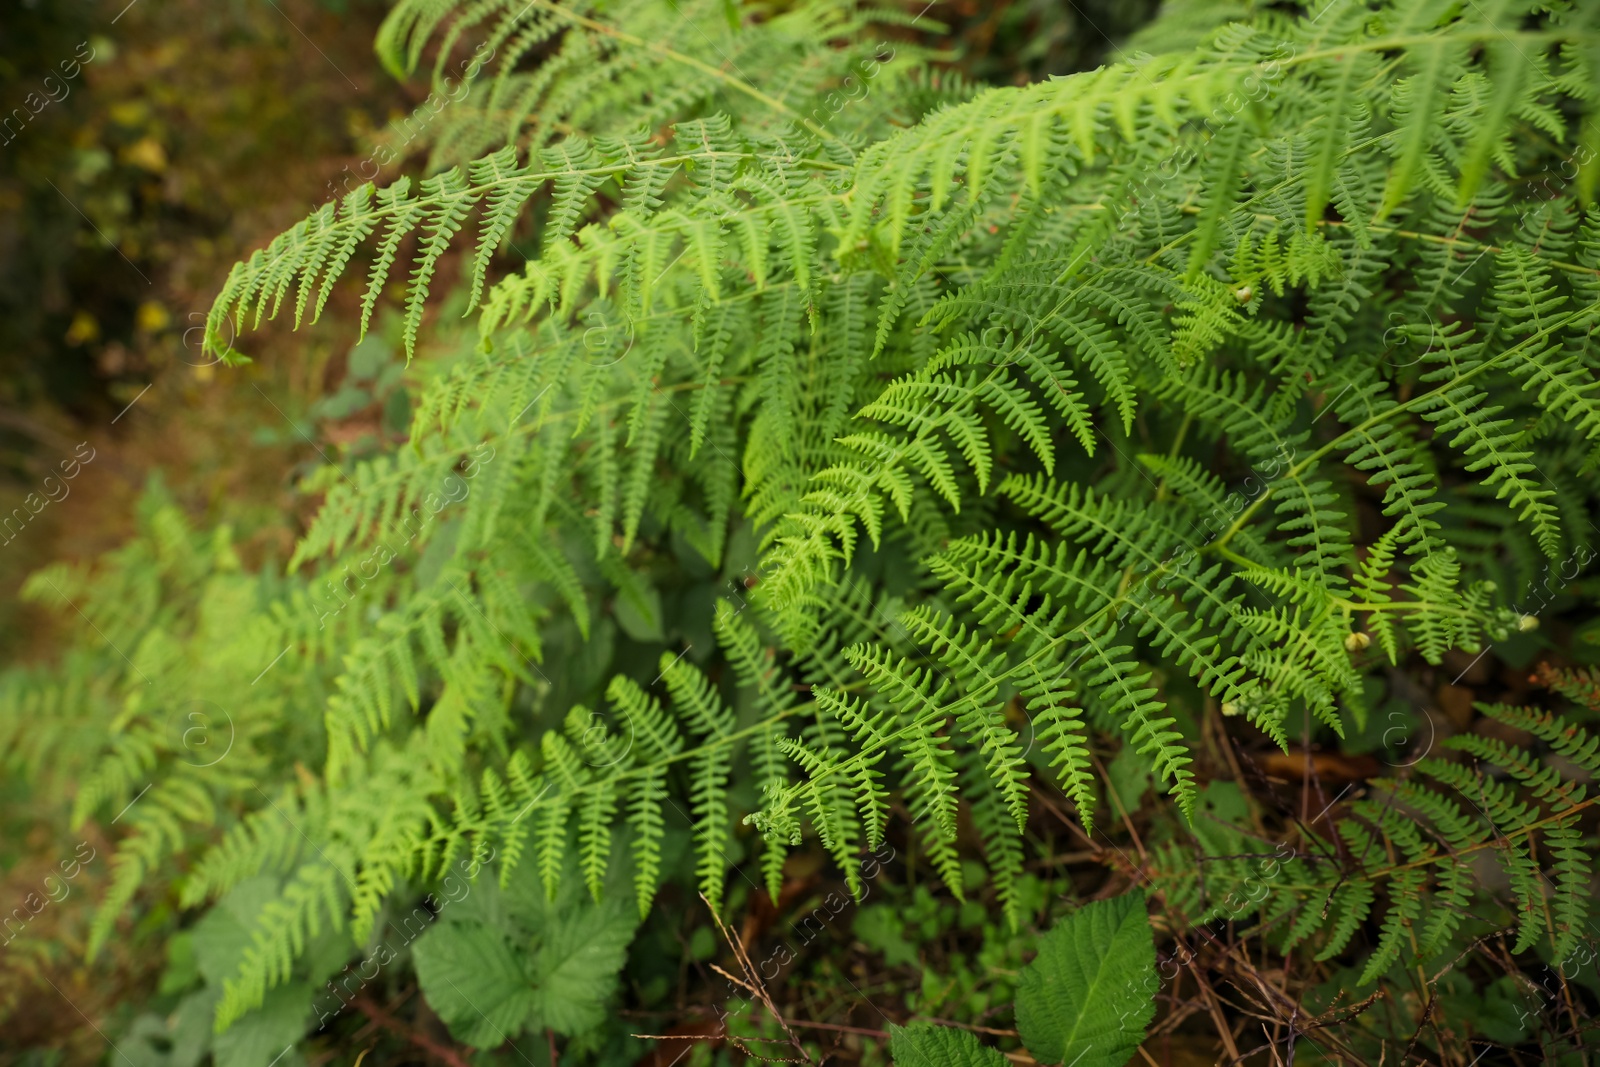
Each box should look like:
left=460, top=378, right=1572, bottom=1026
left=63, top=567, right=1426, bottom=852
left=8, top=0, right=1600, bottom=1062
left=890, top=891, right=1158, bottom=1067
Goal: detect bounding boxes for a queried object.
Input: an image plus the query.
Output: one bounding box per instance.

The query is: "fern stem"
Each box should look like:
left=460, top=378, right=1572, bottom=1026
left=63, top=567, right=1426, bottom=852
left=422, top=708, right=809, bottom=838
left=1283, top=29, right=1597, bottom=72
left=1153, top=193, right=1600, bottom=285
left=515, top=0, right=848, bottom=147
left=1178, top=204, right=1600, bottom=281
left=1372, top=795, right=1598, bottom=882
left=1209, top=303, right=1595, bottom=551
left=1153, top=793, right=1600, bottom=893
left=1213, top=548, right=1490, bottom=620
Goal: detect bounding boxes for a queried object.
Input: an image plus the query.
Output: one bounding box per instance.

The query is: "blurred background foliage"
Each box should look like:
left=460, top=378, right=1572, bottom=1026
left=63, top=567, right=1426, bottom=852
left=0, top=0, right=400, bottom=643
left=0, top=0, right=1156, bottom=1061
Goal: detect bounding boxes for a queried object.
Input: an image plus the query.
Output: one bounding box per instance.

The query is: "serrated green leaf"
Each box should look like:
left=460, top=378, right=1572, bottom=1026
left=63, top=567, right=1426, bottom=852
left=889, top=1023, right=1007, bottom=1067
left=414, top=863, right=638, bottom=1047
left=412, top=919, right=539, bottom=1048
left=1015, top=891, right=1157, bottom=1067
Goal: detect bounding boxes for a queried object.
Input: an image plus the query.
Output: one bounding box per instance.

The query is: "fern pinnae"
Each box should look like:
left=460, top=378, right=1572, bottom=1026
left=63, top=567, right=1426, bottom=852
left=1544, top=820, right=1589, bottom=962
left=535, top=786, right=573, bottom=904
left=621, top=765, right=667, bottom=917
left=1415, top=347, right=1564, bottom=557
left=900, top=730, right=966, bottom=898
left=578, top=774, right=618, bottom=903
left=606, top=128, right=672, bottom=214
left=658, top=653, right=741, bottom=910
left=687, top=298, right=740, bottom=457
left=751, top=722, right=794, bottom=902
left=688, top=744, right=734, bottom=913
left=897, top=607, right=1031, bottom=829
left=1186, top=118, right=1254, bottom=284
left=476, top=765, right=520, bottom=882
left=713, top=600, right=806, bottom=884
left=1079, top=620, right=1198, bottom=819
left=591, top=413, right=619, bottom=556
left=289, top=202, right=342, bottom=331
left=1378, top=37, right=1457, bottom=220
left=69, top=2, right=1600, bottom=1043
left=1301, top=53, right=1372, bottom=231
left=465, top=146, right=533, bottom=311
left=784, top=739, right=868, bottom=897
left=807, top=645, right=966, bottom=875
left=1327, top=374, right=1446, bottom=555
left=316, top=184, right=382, bottom=321
left=963, top=748, right=1027, bottom=933
left=659, top=654, right=734, bottom=738
left=1491, top=703, right=1600, bottom=777
left=620, top=392, right=667, bottom=551
left=353, top=187, right=416, bottom=345
left=1424, top=757, right=1556, bottom=953
left=1314, top=877, right=1377, bottom=964
left=541, top=139, right=610, bottom=250
left=253, top=222, right=313, bottom=333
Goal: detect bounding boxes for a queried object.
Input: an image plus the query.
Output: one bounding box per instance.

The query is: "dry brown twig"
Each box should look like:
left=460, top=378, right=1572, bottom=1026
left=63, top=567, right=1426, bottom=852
left=349, top=991, right=472, bottom=1067
left=708, top=891, right=813, bottom=1064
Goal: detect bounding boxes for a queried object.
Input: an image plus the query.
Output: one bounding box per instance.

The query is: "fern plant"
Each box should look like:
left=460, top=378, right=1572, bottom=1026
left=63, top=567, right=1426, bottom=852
left=9, top=0, right=1600, bottom=1057
left=1156, top=697, right=1600, bottom=981
left=1146, top=665, right=1600, bottom=1059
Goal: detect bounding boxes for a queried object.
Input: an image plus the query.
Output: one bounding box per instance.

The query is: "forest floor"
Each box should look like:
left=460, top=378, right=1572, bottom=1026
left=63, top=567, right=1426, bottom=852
left=0, top=1, right=410, bottom=1053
